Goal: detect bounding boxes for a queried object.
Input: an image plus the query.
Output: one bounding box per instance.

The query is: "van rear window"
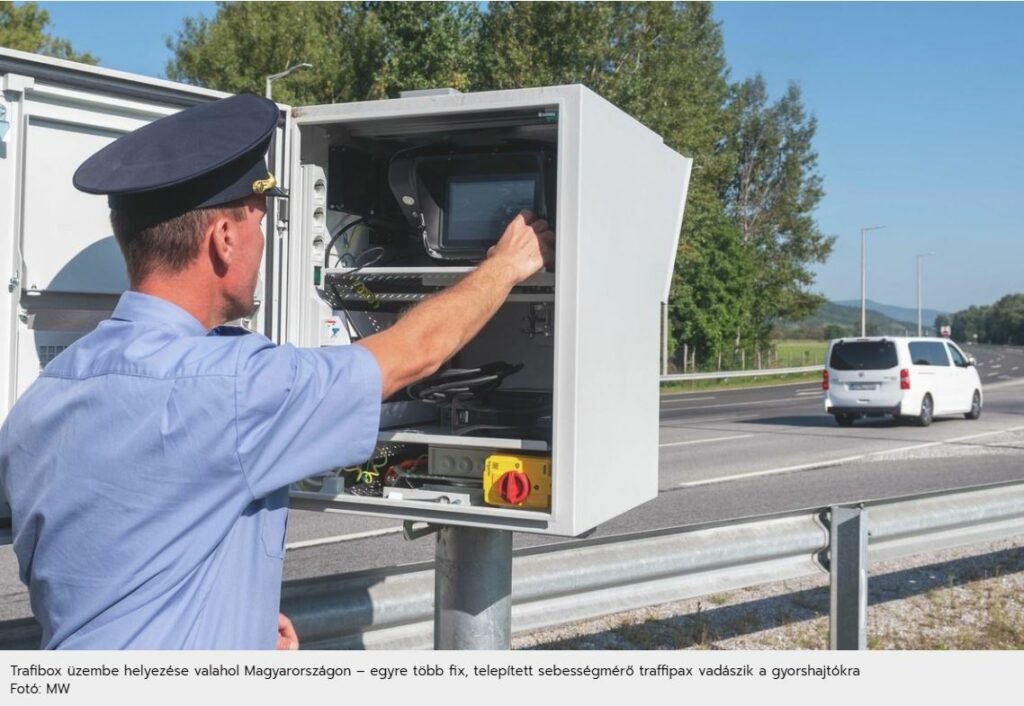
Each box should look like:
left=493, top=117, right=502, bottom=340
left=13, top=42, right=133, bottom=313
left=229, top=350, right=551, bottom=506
left=829, top=341, right=898, bottom=371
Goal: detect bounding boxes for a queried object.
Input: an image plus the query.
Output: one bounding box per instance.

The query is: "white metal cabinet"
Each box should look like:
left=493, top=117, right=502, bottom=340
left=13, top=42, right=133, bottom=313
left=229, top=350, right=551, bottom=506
left=281, top=86, right=691, bottom=536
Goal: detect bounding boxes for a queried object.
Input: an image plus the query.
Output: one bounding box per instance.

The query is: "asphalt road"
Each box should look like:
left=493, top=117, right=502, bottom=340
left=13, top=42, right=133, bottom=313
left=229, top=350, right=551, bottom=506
left=2, top=344, right=1022, bottom=624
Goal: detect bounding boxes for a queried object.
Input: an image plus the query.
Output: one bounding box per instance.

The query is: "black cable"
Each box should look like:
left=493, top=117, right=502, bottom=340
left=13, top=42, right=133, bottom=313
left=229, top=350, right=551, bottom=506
left=324, top=218, right=366, bottom=268
left=328, top=281, right=366, bottom=340
left=408, top=362, right=524, bottom=405
left=347, top=246, right=386, bottom=274
left=327, top=247, right=388, bottom=340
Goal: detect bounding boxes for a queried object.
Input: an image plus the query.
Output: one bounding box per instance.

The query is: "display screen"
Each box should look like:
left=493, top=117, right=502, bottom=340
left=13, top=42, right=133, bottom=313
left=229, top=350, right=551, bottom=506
left=445, top=176, right=537, bottom=245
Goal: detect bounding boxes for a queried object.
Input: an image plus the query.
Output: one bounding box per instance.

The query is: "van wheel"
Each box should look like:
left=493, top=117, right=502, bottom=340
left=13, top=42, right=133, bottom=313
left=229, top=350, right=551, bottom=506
left=917, top=394, right=934, bottom=427
left=834, top=413, right=856, bottom=427
left=965, top=391, right=982, bottom=420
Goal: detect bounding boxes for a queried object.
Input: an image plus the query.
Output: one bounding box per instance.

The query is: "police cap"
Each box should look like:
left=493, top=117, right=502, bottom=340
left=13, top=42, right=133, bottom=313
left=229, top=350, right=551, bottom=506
left=73, top=93, right=287, bottom=221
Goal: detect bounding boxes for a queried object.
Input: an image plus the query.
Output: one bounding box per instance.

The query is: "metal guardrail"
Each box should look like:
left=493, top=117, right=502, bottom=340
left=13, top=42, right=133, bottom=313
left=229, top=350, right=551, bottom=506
left=3, top=481, right=1022, bottom=650
left=661, top=365, right=823, bottom=383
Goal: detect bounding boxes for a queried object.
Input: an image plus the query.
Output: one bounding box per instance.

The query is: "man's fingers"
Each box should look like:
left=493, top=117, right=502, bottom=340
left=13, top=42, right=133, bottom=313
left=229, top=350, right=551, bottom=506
left=529, top=219, right=550, bottom=234
left=277, top=612, right=299, bottom=651
left=516, top=209, right=537, bottom=226
left=538, top=231, right=556, bottom=269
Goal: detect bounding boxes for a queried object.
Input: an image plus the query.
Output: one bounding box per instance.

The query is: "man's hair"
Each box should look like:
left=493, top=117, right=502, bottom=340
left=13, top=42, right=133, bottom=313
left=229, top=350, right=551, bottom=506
left=110, top=201, right=248, bottom=282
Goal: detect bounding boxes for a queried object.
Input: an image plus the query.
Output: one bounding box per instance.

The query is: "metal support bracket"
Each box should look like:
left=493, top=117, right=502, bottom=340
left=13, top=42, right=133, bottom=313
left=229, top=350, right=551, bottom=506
left=829, top=504, right=868, bottom=650
left=402, top=520, right=440, bottom=542
left=815, top=508, right=832, bottom=571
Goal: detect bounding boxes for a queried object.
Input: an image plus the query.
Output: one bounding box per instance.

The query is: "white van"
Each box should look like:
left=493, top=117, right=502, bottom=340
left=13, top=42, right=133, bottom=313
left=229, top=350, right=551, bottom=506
left=823, top=337, right=983, bottom=427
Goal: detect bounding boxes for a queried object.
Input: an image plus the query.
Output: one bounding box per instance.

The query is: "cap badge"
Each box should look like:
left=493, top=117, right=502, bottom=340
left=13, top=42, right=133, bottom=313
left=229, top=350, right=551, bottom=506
left=252, top=173, right=278, bottom=195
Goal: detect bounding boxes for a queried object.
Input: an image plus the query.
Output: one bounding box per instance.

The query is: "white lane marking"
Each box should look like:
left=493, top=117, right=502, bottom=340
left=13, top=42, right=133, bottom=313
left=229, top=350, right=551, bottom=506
left=677, top=424, right=1024, bottom=489
left=662, top=397, right=811, bottom=412
left=1012, top=367, right=1020, bottom=371
left=661, top=380, right=824, bottom=399
left=286, top=526, right=404, bottom=551
left=983, top=377, right=1024, bottom=390
left=659, top=396, right=717, bottom=404
left=662, top=413, right=767, bottom=425
left=660, top=434, right=754, bottom=448
left=990, top=364, right=1002, bottom=369
left=795, top=390, right=824, bottom=397
left=661, top=402, right=822, bottom=426
left=868, top=425, right=1024, bottom=457
left=679, top=454, right=867, bottom=486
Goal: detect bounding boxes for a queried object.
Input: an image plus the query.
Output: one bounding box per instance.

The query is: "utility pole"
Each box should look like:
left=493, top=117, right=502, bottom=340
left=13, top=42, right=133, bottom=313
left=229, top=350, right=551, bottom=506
left=917, top=252, right=934, bottom=336
left=860, top=225, right=887, bottom=336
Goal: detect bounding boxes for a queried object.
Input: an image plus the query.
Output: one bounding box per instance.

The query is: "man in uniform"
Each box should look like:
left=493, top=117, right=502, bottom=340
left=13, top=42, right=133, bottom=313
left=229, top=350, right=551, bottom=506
left=0, top=94, right=554, bottom=649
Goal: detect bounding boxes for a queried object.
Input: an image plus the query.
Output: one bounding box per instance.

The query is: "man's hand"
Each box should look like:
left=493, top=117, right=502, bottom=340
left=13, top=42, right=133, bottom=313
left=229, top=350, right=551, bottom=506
left=277, top=612, right=299, bottom=650
left=486, top=210, right=556, bottom=285
left=356, top=210, right=556, bottom=399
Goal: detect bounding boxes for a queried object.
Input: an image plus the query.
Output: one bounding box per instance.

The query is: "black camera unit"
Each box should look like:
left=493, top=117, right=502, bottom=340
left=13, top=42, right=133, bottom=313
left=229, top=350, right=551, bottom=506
left=388, top=146, right=556, bottom=261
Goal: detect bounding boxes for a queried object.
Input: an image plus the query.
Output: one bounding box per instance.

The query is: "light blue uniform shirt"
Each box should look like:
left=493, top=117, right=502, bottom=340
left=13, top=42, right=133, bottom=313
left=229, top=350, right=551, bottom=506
left=0, top=292, right=382, bottom=649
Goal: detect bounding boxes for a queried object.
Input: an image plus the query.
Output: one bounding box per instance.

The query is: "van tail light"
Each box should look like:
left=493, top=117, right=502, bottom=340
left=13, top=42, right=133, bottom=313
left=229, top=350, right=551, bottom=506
left=900, top=368, right=910, bottom=390
left=822, top=369, right=830, bottom=391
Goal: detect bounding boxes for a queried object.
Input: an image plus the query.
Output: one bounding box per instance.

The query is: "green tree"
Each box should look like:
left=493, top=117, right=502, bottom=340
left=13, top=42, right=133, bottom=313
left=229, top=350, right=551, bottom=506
left=475, top=3, right=733, bottom=200
left=167, top=2, right=478, bottom=104
left=0, top=1, right=96, bottom=63
left=947, top=297, right=1024, bottom=345
left=722, top=76, right=833, bottom=347
left=823, top=323, right=847, bottom=341
left=989, top=294, right=1024, bottom=345
left=476, top=2, right=742, bottom=361
left=951, top=305, right=988, bottom=343
left=670, top=203, right=756, bottom=368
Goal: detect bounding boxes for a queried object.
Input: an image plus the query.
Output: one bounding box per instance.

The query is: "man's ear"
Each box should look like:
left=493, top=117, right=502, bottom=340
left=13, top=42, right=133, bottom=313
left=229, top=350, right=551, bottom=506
left=208, top=212, right=236, bottom=276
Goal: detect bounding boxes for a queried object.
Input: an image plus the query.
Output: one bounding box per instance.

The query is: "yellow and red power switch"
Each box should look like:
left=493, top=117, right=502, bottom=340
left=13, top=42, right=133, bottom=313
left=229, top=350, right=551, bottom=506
left=483, top=454, right=551, bottom=510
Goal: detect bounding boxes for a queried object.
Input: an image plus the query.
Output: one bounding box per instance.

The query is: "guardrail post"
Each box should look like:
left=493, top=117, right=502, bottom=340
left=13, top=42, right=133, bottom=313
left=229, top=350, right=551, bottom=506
left=829, top=504, right=868, bottom=649
left=434, top=526, right=513, bottom=649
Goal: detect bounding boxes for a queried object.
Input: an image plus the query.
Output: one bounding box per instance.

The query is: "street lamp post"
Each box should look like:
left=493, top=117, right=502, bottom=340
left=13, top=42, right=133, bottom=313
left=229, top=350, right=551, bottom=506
left=860, top=225, right=887, bottom=336
left=917, top=252, right=934, bottom=336
left=265, top=63, right=313, bottom=100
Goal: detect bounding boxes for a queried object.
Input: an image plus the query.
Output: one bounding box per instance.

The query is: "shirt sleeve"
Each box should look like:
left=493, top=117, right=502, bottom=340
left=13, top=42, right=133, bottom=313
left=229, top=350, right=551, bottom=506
left=234, top=338, right=382, bottom=500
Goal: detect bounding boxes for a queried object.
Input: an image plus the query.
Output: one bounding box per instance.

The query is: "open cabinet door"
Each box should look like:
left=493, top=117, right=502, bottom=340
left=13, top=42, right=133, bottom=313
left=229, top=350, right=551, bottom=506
left=0, top=47, right=229, bottom=539
left=0, top=49, right=227, bottom=413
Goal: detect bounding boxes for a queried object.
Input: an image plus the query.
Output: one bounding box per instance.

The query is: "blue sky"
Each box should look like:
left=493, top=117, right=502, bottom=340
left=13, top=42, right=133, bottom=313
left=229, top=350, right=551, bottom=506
left=27, top=1, right=1024, bottom=312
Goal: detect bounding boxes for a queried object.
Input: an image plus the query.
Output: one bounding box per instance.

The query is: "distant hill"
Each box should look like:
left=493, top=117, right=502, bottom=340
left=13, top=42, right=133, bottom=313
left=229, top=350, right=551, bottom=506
left=835, top=299, right=947, bottom=327
left=776, top=301, right=920, bottom=338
